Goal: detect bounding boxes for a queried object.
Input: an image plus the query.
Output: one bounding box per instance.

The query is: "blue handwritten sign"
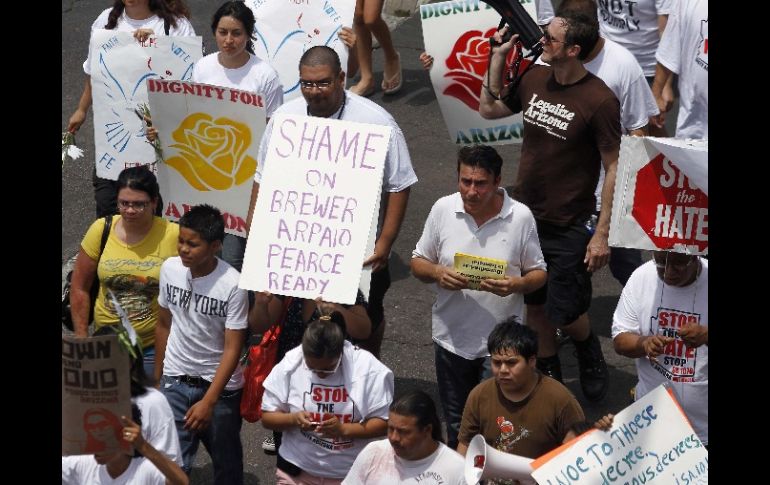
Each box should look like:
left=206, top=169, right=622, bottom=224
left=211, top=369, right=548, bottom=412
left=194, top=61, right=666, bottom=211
left=90, top=30, right=202, bottom=180
left=531, top=385, right=708, bottom=484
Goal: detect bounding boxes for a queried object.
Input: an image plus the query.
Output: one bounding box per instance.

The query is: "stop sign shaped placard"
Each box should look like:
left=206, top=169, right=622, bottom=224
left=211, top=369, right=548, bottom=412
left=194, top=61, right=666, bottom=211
left=632, top=154, right=708, bottom=253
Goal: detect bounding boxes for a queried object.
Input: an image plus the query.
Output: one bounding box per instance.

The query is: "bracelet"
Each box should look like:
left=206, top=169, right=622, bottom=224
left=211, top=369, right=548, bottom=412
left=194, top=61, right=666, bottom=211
left=483, top=83, right=501, bottom=101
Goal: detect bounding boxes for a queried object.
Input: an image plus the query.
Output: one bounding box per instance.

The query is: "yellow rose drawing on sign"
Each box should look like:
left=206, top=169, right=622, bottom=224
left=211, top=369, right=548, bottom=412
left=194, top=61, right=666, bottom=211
left=166, top=113, right=257, bottom=191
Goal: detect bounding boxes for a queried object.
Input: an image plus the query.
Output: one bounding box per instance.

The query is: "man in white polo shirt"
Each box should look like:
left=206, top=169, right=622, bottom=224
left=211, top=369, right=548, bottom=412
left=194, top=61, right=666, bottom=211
left=411, top=144, right=547, bottom=449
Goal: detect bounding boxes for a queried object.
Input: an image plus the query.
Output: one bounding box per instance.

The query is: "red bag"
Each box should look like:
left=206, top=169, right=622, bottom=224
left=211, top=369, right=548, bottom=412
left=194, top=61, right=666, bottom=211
left=240, top=298, right=291, bottom=423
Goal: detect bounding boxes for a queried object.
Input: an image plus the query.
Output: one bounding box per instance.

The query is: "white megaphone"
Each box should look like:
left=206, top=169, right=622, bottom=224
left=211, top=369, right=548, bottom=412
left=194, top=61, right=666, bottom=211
left=464, top=434, right=536, bottom=485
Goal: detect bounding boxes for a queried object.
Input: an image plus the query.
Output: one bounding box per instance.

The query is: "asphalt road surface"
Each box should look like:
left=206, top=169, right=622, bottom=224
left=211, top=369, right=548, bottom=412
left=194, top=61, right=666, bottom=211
left=62, top=1, right=642, bottom=483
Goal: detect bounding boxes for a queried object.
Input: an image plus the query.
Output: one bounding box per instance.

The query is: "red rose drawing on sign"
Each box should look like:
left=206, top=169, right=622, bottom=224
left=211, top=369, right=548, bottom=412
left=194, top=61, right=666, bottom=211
left=443, top=28, right=529, bottom=111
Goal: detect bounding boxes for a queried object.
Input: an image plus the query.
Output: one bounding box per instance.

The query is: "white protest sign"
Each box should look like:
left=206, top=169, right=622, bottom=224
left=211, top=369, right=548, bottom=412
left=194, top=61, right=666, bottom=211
left=246, top=0, right=355, bottom=101
left=62, top=334, right=132, bottom=456
left=531, top=384, right=708, bottom=485
left=609, top=136, right=708, bottom=255
left=420, top=0, right=537, bottom=145
left=148, top=79, right=267, bottom=237
left=89, top=30, right=202, bottom=180
left=240, top=113, right=390, bottom=304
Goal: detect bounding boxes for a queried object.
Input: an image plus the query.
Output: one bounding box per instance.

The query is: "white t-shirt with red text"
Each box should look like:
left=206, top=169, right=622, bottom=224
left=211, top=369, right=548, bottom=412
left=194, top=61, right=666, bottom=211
left=262, top=341, right=394, bottom=478
left=611, top=259, right=708, bottom=445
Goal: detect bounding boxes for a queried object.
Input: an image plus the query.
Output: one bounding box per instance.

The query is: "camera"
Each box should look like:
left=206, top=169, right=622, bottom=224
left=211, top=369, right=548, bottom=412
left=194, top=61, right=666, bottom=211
left=481, top=0, right=544, bottom=56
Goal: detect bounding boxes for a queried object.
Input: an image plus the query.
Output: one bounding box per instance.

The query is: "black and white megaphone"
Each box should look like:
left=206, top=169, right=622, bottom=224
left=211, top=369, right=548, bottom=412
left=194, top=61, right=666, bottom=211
left=464, top=434, right=537, bottom=485
left=479, top=0, right=544, bottom=57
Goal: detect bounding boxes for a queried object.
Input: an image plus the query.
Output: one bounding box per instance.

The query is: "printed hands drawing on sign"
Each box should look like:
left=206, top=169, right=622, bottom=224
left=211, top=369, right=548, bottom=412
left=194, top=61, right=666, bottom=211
left=96, top=51, right=192, bottom=153
left=165, top=113, right=257, bottom=191
left=443, top=28, right=523, bottom=111
left=256, top=23, right=344, bottom=95
left=97, top=53, right=151, bottom=153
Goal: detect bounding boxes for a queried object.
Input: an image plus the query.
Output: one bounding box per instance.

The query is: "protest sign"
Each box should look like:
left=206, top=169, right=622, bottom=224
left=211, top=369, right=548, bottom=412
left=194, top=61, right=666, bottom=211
left=532, top=384, right=708, bottom=485
left=245, top=0, right=355, bottom=101
left=610, top=136, right=708, bottom=255
left=62, top=334, right=132, bottom=456
left=239, top=113, right=390, bottom=304
left=420, top=0, right=537, bottom=145
left=148, top=79, right=267, bottom=237
left=454, top=252, right=507, bottom=290
left=89, top=30, right=202, bottom=180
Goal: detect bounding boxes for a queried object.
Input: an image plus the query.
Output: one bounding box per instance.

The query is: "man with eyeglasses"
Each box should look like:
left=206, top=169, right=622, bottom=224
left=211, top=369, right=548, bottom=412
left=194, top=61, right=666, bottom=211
left=611, top=250, right=708, bottom=449
left=478, top=10, right=622, bottom=402
left=247, top=45, right=418, bottom=361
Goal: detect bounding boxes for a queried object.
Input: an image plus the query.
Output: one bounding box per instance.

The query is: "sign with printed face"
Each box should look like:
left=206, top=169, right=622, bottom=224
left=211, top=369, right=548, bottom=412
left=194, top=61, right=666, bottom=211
left=245, top=0, right=355, bottom=101
left=62, top=334, right=132, bottom=456
left=420, top=0, right=538, bottom=145
left=89, top=30, right=202, bottom=180
left=148, top=79, right=267, bottom=237
left=239, top=113, right=390, bottom=305
left=609, top=136, right=708, bottom=255
left=531, top=384, right=708, bottom=485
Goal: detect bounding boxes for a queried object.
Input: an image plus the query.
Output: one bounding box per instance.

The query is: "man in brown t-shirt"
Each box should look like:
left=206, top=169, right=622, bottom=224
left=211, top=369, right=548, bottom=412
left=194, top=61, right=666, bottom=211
left=457, top=318, right=584, bottom=460
left=479, top=10, right=621, bottom=402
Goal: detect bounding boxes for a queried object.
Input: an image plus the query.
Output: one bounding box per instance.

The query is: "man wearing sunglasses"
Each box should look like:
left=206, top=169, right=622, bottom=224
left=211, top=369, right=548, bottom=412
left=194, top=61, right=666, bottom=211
left=247, top=46, right=418, bottom=361
left=479, top=10, right=622, bottom=403
left=611, top=250, right=708, bottom=449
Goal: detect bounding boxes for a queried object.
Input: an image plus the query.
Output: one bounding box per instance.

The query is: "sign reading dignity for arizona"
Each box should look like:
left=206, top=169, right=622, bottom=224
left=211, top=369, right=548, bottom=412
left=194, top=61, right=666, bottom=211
left=246, top=0, right=355, bottom=101
left=239, top=113, right=390, bottom=305
left=420, top=0, right=537, bottom=145
left=89, top=30, right=202, bottom=181
left=148, top=80, right=267, bottom=237
left=609, top=136, right=708, bottom=255
left=62, top=334, right=132, bottom=456
left=531, top=384, right=708, bottom=485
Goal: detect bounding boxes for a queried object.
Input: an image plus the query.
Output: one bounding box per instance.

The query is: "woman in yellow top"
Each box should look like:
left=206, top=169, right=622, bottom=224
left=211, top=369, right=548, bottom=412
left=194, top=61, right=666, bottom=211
left=71, top=166, right=179, bottom=379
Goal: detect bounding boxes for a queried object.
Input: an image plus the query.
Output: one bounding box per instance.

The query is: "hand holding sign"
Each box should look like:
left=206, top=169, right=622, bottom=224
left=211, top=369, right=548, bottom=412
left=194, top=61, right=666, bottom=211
left=436, top=265, right=469, bottom=291
left=479, top=275, right=527, bottom=297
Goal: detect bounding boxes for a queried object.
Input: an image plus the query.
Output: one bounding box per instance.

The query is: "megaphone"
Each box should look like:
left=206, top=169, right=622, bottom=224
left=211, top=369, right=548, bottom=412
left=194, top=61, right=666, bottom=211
left=479, top=0, right=544, bottom=57
left=464, top=434, right=536, bottom=485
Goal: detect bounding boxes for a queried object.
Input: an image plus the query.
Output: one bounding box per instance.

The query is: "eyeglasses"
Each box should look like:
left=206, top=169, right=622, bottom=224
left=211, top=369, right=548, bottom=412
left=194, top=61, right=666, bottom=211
left=299, top=80, right=333, bottom=90
left=303, top=355, right=342, bottom=375
left=117, top=200, right=151, bottom=212
left=542, top=29, right=567, bottom=45
left=654, top=258, right=697, bottom=271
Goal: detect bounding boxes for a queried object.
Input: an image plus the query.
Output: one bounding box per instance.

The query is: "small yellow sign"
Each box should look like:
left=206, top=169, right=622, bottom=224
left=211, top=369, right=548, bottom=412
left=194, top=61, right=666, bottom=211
left=453, top=252, right=507, bottom=290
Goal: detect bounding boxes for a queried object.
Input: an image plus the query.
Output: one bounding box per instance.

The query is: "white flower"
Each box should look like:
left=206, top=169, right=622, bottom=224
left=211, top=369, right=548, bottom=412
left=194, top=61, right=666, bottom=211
left=66, top=145, right=84, bottom=160
left=62, top=131, right=84, bottom=165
